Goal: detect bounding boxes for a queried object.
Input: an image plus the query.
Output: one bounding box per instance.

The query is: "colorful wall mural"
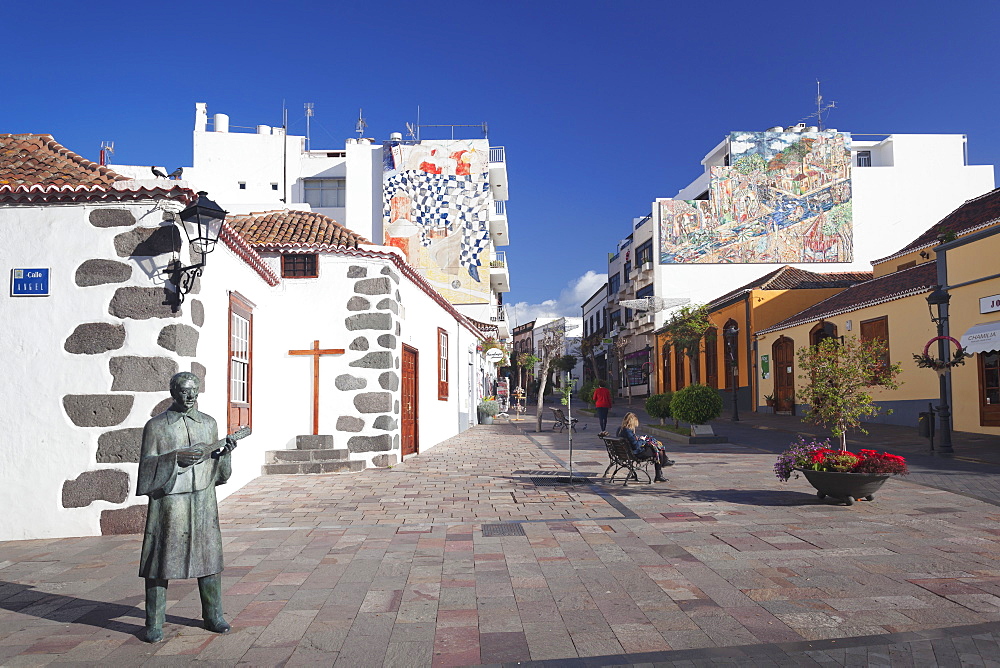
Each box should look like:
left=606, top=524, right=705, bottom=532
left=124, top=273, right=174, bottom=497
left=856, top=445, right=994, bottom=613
left=659, top=131, right=853, bottom=264
left=383, top=139, right=492, bottom=303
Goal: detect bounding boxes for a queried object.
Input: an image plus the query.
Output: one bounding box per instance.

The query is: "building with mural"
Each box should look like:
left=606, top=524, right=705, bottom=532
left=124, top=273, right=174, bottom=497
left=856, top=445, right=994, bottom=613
left=651, top=126, right=993, bottom=318
left=111, top=104, right=512, bottom=341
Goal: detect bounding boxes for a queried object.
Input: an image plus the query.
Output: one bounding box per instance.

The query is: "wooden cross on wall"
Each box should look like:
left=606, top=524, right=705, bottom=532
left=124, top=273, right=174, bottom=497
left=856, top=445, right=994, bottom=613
left=288, top=340, right=345, bottom=435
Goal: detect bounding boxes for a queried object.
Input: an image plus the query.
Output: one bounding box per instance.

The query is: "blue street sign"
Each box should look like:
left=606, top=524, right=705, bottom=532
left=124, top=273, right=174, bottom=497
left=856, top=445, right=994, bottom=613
left=11, top=268, right=49, bottom=296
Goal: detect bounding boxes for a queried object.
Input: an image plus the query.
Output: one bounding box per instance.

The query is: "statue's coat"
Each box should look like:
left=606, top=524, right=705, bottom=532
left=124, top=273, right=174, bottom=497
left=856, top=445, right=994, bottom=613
left=137, top=408, right=231, bottom=580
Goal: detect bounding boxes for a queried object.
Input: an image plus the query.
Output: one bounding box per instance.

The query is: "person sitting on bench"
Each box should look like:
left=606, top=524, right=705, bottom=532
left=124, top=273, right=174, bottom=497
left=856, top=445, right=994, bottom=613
left=616, top=412, right=669, bottom=483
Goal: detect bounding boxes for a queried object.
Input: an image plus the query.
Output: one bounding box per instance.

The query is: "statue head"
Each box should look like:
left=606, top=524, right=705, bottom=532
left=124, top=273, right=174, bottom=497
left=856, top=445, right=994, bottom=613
left=169, top=371, right=201, bottom=412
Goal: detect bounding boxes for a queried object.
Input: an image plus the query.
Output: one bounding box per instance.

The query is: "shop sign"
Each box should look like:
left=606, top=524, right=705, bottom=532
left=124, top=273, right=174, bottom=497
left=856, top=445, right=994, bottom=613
left=981, top=294, right=1000, bottom=314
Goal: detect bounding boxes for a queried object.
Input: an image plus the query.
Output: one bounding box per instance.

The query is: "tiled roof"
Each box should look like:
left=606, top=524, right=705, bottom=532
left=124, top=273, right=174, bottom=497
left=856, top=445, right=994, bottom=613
left=0, top=133, right=195, bottom=204
left=0, top=133, right=124, bottom=187
left=758, top=262, right=937, bottom=334
left=875, top=187, right=1000, bottom=264
left=708, top=266, right=873, bottom=308
left=228, top=209, right=369, bottom=250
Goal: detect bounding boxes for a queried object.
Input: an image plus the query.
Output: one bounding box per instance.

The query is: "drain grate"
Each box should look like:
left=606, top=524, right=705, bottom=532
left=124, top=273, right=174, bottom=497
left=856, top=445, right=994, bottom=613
left=528, top=476, right=592, bottom=486
left=482, top=523, right=526, bottom=537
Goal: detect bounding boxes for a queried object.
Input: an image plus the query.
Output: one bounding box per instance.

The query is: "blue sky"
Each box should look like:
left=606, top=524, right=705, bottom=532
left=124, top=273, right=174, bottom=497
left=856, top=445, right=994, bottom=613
left=7, top=0, right=1000, bottom=325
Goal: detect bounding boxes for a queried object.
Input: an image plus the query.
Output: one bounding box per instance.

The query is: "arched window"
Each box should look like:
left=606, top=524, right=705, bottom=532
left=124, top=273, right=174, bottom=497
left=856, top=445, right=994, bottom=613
left=674, top=344, right=685, bottom=391
left=810, top=321, right=837, bottom=346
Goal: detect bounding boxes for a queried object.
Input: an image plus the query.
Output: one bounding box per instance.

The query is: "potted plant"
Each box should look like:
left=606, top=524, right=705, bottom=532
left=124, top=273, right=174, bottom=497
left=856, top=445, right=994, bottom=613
left=669, top=384, right=723, bottom=427
left=775, top=437, right=908, bottom=505
left=763, top=393, right=775, bottom=408
left=477, top=398, right=500, bottom=425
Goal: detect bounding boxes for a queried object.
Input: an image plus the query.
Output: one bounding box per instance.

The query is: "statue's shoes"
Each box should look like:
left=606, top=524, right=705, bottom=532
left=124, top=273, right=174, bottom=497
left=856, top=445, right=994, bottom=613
left=143, top=627, right=164, bottom=643
left=204, top=618, right=231, bottom=634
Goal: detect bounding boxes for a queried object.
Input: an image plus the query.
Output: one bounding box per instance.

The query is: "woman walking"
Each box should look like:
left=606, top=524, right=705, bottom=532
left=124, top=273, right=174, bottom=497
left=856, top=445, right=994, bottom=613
left=593, top=380, right=612, bottom=431
left=617, top=412, right=670, bottom=482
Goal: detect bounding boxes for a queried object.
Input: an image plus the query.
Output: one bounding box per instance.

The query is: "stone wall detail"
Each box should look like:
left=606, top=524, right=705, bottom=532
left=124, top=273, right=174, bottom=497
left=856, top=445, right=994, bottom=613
left=89, top=208, right=136, bottom=228
left=157, top=324, right=200, bottom=356
left=334, top=262, right=404, bottom=469
left=96, top=428, right=144, bottom=463
left=109, top=287, right=179, bottom=320
left=114, top=226, right=179, bottom=258
left=100, top=505, right=147, bottom=535
left=110, top=356, right=178, bottom=391
left=62, top=469, right=130, bottom=508
left=63, top=394, right=134, bottom=427
left=64, top=323, right=126, bottom=354
left=75, top=259, right=132, bottom=287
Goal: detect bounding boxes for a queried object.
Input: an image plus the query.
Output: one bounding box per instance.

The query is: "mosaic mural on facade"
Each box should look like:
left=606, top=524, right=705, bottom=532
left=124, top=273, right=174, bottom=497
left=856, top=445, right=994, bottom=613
left=383, top=139, right=492, bottom=303
left=659, top=131, right=853, bottom=264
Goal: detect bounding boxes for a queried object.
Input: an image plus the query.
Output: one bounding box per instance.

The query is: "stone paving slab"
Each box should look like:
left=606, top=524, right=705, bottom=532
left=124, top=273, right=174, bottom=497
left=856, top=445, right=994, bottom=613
left=2, top=419, right=1000, bottom=666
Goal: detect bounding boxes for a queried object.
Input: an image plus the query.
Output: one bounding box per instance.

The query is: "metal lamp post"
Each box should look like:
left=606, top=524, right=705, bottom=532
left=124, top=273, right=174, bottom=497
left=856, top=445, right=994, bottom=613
left=926, top=286, right=954, bottom=454
left=725, top=324, right=740, bottom=422
left=172, top=192, right=227, bottom=303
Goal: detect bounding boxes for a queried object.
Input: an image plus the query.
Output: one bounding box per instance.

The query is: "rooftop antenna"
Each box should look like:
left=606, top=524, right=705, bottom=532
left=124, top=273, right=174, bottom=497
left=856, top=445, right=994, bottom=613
left=355, top=108, right=367, bottom=139
left=99, top=141, right=114, bottom=166
left=799, top=80, right=836, bottom=130
left=304, top=102, right=314, bottom=150
left=405, top=122, right=417, bottom=140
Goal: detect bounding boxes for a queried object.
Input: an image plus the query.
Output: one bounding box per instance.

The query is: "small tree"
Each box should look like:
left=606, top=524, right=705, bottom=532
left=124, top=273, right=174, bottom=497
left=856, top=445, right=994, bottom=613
left=534, top=328, right=564, bottom=433
left=670, top=384, right=723, bottom=425
left=797, top=337, right=902, bottom=451
left=660, top=304, right=712, bottom=384
left=578, top=379, right=599, bottom=406
left=645, top=393, right=674, bottom=425
left=517, top=351, right=539, bottom=396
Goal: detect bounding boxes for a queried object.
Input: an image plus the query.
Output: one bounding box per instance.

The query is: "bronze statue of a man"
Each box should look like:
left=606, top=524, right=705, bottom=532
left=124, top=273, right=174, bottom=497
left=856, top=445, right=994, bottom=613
left=137, top=371, right=234, bottom=643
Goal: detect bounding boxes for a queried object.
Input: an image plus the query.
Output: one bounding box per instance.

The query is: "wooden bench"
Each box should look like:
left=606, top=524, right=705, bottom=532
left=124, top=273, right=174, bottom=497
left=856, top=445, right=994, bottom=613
left=598, top=432, right=652, bottom=486
left=548, top=407, right=580, bottom=433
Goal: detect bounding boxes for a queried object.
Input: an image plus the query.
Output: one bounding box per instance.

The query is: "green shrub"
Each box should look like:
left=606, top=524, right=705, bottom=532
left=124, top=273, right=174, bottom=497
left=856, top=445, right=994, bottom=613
left=670, top=384, right=723, bottom=425
left=478, top=399, right=500, bottom=416
left=579, top=380, right=599, bottom=406
left=645, top=393, right=673, bottom=424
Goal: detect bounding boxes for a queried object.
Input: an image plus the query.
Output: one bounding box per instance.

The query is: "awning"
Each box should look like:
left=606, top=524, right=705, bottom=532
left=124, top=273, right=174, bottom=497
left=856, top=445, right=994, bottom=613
left=960, top=321, right=1000, bottom=353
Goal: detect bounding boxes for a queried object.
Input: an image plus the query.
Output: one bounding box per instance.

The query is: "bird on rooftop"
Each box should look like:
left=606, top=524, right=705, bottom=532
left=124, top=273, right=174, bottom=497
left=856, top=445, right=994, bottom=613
left=168, top=167, right=183, bottom=180
left=151, top=166, right=167, bottom=178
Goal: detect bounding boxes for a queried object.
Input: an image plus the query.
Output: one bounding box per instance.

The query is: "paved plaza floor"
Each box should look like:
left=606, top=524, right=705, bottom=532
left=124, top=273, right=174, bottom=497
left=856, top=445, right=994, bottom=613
left=2, top=410, right=1000, bottom=666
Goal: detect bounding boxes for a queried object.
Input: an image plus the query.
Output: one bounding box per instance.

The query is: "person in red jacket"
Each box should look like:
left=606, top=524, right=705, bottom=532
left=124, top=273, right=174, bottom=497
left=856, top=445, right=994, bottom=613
left=593, top=379, right=612, bottom=431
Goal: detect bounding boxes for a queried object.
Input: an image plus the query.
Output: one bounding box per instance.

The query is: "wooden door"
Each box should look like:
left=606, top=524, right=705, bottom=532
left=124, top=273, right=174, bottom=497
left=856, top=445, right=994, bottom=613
left=980, top=351, right=1000, bottom=427
left=773, top=336, right=795, bottom=414
left=401, top=345, right=419, bottom=456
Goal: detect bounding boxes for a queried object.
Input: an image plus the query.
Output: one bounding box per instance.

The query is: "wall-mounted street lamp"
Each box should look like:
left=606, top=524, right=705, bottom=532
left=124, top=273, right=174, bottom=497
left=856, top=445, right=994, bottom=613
left=724, top=323, right=740, bottom=422
left=172, top=191, right=226, bottom=304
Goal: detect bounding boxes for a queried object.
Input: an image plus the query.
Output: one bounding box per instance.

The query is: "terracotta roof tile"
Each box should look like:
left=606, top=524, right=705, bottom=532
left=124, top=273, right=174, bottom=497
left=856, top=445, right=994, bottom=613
left=759, top=262, right=937, bottom=333
left=708, top=265, right=873, bottom=308
left=228, top=209, right=369, bottom=250
left=0, top=133, right=195, bottom=204
left=0, top=133, right=124, bottom=188
left=875, top=187, right=1000, bottom=263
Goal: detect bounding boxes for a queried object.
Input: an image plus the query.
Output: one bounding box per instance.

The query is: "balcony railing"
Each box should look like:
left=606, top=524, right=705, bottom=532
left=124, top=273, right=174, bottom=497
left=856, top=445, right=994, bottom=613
left=490, top=146, right=506, bottom=163
left=490, top=305, right=508, bottom=322
left=490, top=251, right=507, bottom=268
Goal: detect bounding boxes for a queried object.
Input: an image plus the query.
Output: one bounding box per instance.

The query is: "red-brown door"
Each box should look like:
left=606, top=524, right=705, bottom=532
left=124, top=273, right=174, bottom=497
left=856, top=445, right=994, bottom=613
left=401, top=345, right=419, bottom=456
left=773, top=336, right=795, bottom=414
left=980, top=351, right=1000, bottom=427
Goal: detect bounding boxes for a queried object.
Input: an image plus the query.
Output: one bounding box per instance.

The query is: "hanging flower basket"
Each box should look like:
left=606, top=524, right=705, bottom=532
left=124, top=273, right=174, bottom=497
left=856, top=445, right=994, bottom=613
left=912, top=336, right=969, bottom=375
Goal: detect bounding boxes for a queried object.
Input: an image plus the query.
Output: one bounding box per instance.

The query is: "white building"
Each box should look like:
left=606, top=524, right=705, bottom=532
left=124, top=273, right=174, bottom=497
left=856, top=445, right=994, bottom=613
left=112, top=104, right=512, bottom=341
left=652, top=128, right=994, bottom=312
left=0, top=132, right=493, bottom=540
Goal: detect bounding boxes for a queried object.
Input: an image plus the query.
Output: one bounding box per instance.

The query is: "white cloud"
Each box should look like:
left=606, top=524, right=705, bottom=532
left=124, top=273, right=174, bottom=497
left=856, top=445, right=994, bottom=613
left=508, top=270, right=608, bottom=325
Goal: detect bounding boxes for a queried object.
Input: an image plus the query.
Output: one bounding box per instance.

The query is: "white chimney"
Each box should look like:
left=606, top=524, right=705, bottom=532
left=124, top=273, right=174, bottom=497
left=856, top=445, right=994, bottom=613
left=389, top=132, right=403, bottom=141
left=195, top=103, right=208, bottom=132
left=214, top=113, right=229, bottom=133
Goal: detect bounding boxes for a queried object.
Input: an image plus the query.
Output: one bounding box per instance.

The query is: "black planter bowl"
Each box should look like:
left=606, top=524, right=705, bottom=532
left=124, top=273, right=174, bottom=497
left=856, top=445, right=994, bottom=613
left=798, top=469, right=890, bottom=506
